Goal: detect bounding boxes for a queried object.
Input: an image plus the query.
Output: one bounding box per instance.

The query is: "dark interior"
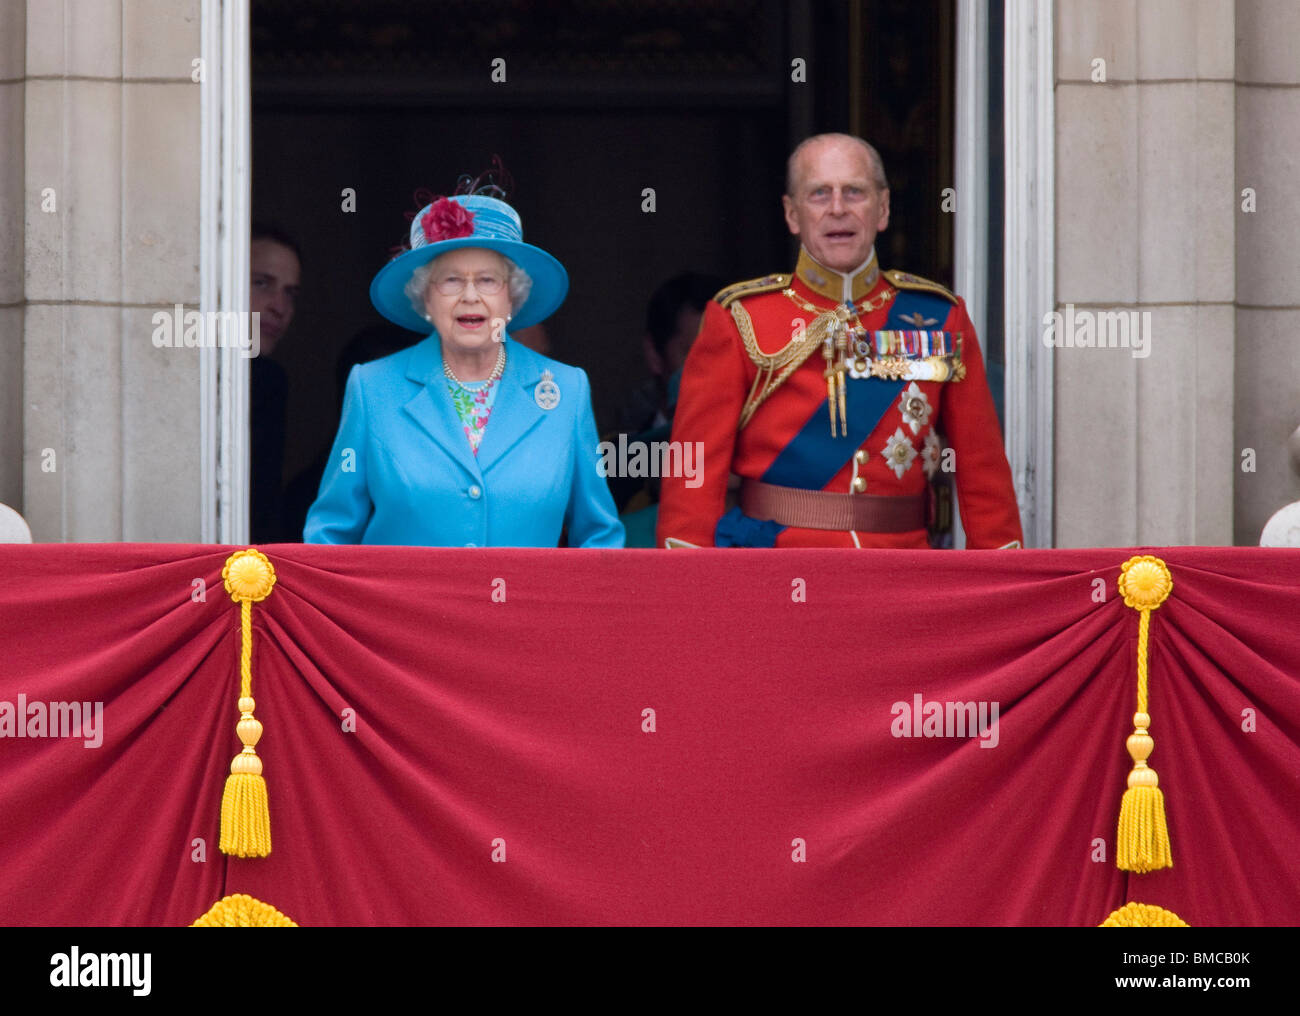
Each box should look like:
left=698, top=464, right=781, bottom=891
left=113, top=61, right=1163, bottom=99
left=251, top=0, right=966, bottom=520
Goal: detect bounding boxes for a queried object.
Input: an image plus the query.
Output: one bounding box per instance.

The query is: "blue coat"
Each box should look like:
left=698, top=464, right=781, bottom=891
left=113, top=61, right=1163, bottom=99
left=304, top=336, right=625, bottom=547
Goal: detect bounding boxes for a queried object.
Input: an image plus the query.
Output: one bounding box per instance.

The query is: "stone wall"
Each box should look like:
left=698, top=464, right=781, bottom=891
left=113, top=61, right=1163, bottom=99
left=6, top=0, right=203, bottom=541
left=1053, top=0, right=1237, bottom=546
left=1233, top=0, right=1300, bottom=544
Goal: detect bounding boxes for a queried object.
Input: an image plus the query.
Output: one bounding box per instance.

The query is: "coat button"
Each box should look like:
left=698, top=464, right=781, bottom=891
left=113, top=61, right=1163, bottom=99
left=854, top=449, right=869, bottom=465
left=468, top=485, right=482, bottom=499
left=852, top=476, right=867, bottom=493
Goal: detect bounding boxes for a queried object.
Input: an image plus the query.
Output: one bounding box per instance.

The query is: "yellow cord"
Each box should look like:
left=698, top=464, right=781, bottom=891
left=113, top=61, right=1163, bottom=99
left=218, top=549, right=276, bottom=858
left=1135, top=607, right=1150, bottom=714
left=1115, top=556, right=1174, bottom=873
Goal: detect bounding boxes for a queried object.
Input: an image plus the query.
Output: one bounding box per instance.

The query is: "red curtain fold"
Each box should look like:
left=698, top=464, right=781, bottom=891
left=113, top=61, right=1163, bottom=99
left=0, top=544, right=1296, bottom=926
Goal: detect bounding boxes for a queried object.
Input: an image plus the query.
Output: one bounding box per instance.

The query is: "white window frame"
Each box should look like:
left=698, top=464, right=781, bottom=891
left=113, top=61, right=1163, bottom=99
left=200, top=0, right=252, bottom=545
left=201, top=0, right=1053, bottom=548
left=955, top=0, right=1054, bottom=548
left=1002, top=0, right=1055, bottom=547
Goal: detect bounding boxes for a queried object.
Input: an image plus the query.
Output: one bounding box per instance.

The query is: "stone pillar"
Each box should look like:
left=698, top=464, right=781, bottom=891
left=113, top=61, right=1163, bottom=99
left=1053, top=0, right=1236, bottom=546
left=1233, top=0, right=1300, bottom=544
left=0, top=2, right=25, bottom=513
left=20, top=0, right=203, bottom=541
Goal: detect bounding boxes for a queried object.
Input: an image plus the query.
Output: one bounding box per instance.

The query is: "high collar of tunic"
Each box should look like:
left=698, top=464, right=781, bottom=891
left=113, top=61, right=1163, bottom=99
left=793, top=246, right=880, bottom=304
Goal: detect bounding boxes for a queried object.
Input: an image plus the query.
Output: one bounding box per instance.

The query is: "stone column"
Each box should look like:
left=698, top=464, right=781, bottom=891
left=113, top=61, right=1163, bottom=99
left=20, top=0, right=203, bottom=541
left=1233, top=0, right=1300, bottom=544
left=1053, top=0, right=1236, bottom=546
left=0, top=2, right=25, bottom=513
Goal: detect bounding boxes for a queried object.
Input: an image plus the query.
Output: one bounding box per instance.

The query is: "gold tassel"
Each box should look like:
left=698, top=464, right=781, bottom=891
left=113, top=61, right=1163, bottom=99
left=823, top=334, right=838, bottom=436
left=219, top=549, right=277, bottom=858
left=836, top=370, right=847, bottom=438
left=834, top=317, right=849, bottom=438
left=1115, top=556, right=1174, bottom=873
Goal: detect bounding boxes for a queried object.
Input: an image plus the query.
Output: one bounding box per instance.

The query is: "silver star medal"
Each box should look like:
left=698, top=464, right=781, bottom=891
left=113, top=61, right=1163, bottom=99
left=534, top=369, right=561, bottom=410
left=898, top=382, right=933, bottom=435
left=882, top=427, right=918, bottom=479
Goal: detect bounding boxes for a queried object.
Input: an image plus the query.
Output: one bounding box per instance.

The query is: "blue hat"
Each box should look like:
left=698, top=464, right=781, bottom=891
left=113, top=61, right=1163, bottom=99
left=370, top=194, right=569, bottom=334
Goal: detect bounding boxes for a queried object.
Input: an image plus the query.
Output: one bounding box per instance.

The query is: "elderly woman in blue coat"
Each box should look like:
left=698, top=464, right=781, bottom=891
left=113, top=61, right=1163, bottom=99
left=305, top=193, right=624, bottom=547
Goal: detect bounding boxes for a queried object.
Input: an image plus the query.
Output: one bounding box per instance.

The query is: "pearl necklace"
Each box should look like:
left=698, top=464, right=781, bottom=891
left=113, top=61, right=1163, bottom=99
left=444, top=344, right=506, bottom=388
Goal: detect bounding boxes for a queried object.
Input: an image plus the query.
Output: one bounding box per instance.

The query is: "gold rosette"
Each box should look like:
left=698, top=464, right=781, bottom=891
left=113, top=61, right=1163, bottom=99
left=191, top=893, right=297, bottom=927
left=1100, top=902, right=1189, bottom=927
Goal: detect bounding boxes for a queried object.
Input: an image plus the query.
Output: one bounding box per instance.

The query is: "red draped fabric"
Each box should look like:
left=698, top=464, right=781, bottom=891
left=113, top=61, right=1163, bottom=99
left=0, top=544, right=1297, bottom=926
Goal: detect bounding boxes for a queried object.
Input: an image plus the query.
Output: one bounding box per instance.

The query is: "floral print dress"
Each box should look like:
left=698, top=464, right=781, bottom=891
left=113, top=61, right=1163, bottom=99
left=446, top=376, right=500, bottom=455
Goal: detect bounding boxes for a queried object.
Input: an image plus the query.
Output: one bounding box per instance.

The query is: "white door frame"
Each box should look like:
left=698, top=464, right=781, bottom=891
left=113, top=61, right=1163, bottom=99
left=952, top=0, right=989, bottom=550
left=954, top=1, right=990, bottom=360
left=200, top=0, right=252, bottom=545
left=1002, top=0, right=1055, bottom=547
left=955, top=0, right=1054, bottom=548
left=201, top=0, right=1054, bottom=549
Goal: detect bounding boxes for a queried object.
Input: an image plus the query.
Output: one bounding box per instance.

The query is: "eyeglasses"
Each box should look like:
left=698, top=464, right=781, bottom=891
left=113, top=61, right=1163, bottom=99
left=433, top=273, right=506, bottom=296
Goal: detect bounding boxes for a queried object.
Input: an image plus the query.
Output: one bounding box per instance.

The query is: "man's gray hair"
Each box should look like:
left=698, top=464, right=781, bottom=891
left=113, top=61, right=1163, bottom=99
left=406, top=251, right=533, bottom=322
left=785, top=133, right=889, bottom=196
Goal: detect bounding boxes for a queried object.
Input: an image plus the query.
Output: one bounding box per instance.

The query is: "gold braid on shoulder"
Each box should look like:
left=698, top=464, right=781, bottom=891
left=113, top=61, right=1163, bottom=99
left=733, top=299, right=838, bottom=427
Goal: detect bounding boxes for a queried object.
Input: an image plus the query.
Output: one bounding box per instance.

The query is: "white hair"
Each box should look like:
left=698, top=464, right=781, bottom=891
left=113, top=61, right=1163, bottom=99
left=406, top=251, right=532, bottom=322
left=785, top=133, right=889, bottom=195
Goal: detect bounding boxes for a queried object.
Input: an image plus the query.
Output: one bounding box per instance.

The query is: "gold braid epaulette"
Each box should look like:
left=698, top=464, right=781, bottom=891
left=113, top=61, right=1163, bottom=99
left=714, top=273, right=790, bottom=308
left=883, top=269, right=958, bottom=304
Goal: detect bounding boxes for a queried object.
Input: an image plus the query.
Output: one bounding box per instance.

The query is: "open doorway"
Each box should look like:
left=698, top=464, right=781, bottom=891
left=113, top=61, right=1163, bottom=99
left=240, top=0, right=983, bottom=543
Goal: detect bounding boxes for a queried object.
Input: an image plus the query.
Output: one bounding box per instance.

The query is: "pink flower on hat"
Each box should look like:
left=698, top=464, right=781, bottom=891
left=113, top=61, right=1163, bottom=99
left=421, top=198, right=475, bottom=243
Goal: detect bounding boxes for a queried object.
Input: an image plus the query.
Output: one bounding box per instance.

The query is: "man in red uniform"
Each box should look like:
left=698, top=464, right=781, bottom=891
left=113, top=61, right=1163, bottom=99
left=656, top=133, right=1023, bottom=549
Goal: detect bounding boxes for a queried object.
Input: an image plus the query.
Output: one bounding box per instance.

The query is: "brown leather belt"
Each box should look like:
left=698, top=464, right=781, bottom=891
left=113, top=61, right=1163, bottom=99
left=739, top=479, right=929, bottom=533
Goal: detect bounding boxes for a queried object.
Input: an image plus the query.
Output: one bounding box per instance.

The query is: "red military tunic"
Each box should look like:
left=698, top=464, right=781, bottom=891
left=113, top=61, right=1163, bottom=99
left=656, top=247, right=1023, bottom=549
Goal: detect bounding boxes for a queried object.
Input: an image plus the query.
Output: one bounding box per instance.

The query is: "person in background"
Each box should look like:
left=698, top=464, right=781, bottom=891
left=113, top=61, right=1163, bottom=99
left=607, top=272, right=722, bottom=546
left=617, top=272, right=723, bottom=442
left=249, top=223, right=301, bottom=543
left=283, top=322, right=418, bottom=541
left=510, top=321, right=552, bottom=356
